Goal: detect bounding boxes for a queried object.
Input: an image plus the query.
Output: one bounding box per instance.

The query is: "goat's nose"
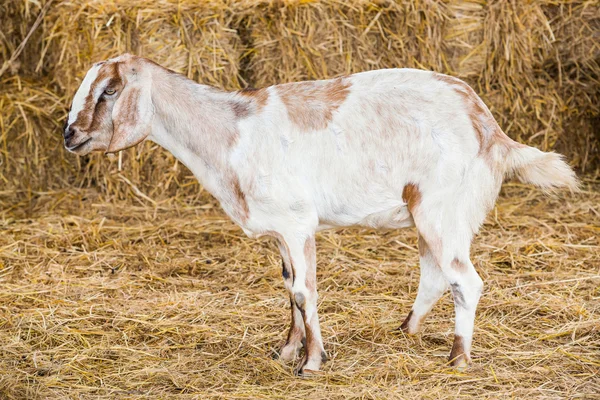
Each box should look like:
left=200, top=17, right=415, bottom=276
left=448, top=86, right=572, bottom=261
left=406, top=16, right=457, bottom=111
left=64, top=125, right=75, bottom=141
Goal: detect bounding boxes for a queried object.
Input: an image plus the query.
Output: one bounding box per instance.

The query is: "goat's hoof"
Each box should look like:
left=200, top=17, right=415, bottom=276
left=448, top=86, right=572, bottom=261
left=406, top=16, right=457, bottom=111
left=276, top=342, right=302, bottom=364
left=397, top=310, right=421, bottom=335
left=449, top=354, right=469, bottom=371
left=294, top=353, right=325, bottom=376
left=295, top=367, right=320, bottom=377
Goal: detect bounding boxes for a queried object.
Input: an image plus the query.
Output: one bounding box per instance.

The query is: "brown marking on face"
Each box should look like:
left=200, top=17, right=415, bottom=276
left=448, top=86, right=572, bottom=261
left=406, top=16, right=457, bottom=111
left=238, top=87, right=269, bottom=113
left=277, top=77, right=351, bottom=131
left=87, top=97, right=111, bottom=133
left=449, top=335, right=470, bottom=365
left=402, top=183, right=422, bottom=214
left=71, top=62, right=122, bottom=132
left=230, top=174, right=250, bottom=222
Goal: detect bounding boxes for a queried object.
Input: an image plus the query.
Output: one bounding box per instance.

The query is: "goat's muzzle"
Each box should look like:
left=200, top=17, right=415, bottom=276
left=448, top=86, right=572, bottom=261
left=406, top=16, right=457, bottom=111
left=64, top=125, right=90, bottom=152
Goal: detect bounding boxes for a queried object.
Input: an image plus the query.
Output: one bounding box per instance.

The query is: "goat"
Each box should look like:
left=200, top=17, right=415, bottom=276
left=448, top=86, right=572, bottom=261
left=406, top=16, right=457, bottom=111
left=64, top=53, right=578, bottom=375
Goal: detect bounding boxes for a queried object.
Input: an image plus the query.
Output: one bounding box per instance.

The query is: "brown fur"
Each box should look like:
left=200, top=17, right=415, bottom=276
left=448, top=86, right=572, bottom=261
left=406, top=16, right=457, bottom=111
left=72, top=62, right=121, bottom=132
left=238, top=88, right=269, bottom=113
left=449, top=335, right=469, bottom=365
left=87, top=96, right=111, bottom=133
left=296, top=300, right=322, bottom=372
left=277, top=77, right=351, bottom=131
left=399, top=310, right=414, bottom=332
left=285, top=298, right=303, bottom=346
left=230, top=100, right=250, bottom=119
left=304, top=237, right=317, bottom=292
left=434, top=73, right=517, bottom=172
left=263, top=231, right=296, bottom=281
left=451, top=257, right=468, bottom=272
left=418, top=233, right=429, bottom=258
left=400, top=309, right=427, bottom=334
left=402, top=183, right=422, bottom=214
left=230, top=175, right=250, bottom=223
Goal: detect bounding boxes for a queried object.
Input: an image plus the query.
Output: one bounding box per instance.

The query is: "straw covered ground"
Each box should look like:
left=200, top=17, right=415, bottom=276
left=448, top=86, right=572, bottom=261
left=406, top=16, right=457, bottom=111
left=1, top=0, right=600, bottom=398
left=0, top=183, right=599, bottom=399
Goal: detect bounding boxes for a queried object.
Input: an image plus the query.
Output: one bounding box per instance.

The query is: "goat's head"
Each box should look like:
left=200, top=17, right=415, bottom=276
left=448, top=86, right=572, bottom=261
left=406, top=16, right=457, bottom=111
left=64, top=53, right=154, bottom=155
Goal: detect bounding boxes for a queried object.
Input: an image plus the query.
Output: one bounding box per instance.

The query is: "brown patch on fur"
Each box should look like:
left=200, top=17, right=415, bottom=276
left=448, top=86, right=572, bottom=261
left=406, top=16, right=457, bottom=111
left=230, top=100, right=250, bottom=119
left=399, top=310, right=426, bottom=334
left=230, top=175, right=250, bottom=222
left=449, top=335, right=469, bottom=365
left=451, top=258, right=468, bottom=272
left=285, top=298, right=304, bottom=345
left=399, top=310, right=414, bottom=332
left=418, top=234, right=429, bottom=258
left=304, top=324, right=318, bottom=358
left=277, top=77, right=351, bottom=131
left=238, top=88, right=269, bottom=113
left=304, top=237, right=317, bottom=292
left=434, top=73, right=519, bottom=173
left=434, top=73, right=488, bottom=148
left=402, top=183, right=422, bottom=214
left=297, top=311, right=323, bottom=372
left=263, top=231, right=294, bottom=278
left=417, top=232, right=444, bottom=270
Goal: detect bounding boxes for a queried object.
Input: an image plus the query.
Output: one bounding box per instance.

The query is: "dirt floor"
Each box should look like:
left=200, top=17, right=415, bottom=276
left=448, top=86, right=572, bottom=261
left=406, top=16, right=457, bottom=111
left=0, top=182, right=598, bottom=399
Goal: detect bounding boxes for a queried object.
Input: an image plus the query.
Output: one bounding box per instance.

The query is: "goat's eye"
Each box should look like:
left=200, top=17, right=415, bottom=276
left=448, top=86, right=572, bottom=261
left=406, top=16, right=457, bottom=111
left=104, top=88, right=116, bottom=95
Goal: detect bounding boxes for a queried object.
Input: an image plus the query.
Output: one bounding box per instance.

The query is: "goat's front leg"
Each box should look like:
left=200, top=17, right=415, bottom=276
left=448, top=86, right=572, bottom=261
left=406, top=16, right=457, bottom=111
left=280, top=234, right=326, bottom=375
left=274, top=240, right=305, bottom=363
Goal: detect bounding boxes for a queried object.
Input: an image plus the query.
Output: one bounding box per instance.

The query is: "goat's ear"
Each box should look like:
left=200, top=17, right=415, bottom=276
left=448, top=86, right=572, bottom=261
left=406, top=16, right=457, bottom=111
left=107, top=66, right=154, bottom=153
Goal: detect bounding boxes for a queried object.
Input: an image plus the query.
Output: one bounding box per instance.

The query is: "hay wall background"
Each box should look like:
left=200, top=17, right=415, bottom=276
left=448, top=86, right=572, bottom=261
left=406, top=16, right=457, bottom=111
left=1, top=2, right=599, bottom=398
left=1, top=0, right=599, bottom=209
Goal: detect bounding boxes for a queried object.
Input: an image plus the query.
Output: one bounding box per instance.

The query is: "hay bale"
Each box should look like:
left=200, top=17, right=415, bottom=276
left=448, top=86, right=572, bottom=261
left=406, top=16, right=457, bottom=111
left=0, top=0, right=598, bottom=205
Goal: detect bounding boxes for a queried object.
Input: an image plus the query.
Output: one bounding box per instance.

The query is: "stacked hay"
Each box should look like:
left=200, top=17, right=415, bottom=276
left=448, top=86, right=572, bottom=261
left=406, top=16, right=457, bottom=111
left=1, top=0, right=598, bottom=207
left=0, top=2, right=599, bottom=398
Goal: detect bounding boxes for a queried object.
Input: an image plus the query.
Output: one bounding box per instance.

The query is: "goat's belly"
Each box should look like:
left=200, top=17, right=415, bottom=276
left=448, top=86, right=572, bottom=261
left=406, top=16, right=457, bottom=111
left=317, top=204, right=414, bottom=231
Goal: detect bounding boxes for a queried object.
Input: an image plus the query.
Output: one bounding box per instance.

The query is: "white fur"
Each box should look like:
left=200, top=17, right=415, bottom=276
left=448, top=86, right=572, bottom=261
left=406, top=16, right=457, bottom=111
left=67, top=63, right=102, bottom=125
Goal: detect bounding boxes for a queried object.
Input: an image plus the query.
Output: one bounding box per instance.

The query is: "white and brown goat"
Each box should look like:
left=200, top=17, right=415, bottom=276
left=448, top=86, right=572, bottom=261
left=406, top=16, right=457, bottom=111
left=64, top=54, right=578, bottom=375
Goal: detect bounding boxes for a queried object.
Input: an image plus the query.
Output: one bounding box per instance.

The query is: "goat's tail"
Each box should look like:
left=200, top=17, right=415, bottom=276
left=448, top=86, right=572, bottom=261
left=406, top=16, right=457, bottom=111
left=501, top=138, right=579, bottom=192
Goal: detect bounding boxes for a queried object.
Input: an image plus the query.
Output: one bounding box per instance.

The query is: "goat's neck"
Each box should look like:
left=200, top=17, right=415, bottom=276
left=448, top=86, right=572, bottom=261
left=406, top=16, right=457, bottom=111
left=147, top=71, right=239, bottom=199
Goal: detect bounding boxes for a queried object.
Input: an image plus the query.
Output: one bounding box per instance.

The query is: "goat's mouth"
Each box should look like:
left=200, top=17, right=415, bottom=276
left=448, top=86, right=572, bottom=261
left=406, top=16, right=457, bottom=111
left=66, top=137, right=92, bottom=153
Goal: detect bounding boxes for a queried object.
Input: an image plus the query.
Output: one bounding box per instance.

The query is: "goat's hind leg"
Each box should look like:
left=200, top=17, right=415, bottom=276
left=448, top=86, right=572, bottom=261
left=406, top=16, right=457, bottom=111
left=400, top=234, right=448, bottom=334
left=410, top=202, right=484, bottom=369
left=420, top=229, right=483, bottom=368
left=444, top=254, right=483, bottom=368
